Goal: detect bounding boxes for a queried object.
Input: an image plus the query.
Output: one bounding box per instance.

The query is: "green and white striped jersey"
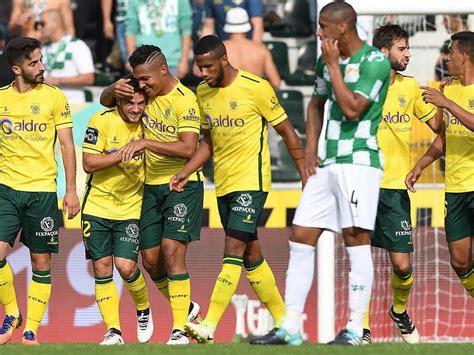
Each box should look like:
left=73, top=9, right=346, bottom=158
left=314, top=43, right=390, bottom=169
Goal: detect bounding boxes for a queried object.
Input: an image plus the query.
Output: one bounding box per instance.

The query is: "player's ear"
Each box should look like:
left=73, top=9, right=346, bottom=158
left=380, top=47, right=390, bottom=56
left=221, top=54, right=229, bottom=67
left=11, top=65, right=22, bottom=76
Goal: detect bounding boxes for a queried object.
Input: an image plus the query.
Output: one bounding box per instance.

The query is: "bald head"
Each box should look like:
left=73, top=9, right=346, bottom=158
left=41, top=9, right=64, bottom=29
left=320, top=1, right=357, bottom=31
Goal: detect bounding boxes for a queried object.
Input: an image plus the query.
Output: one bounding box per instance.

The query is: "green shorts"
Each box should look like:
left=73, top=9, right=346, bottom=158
left=371, top=189, right=413, bottom=253
left=445, top=191, right=474, bottom=243
left=140, top=181, right=203, bottom=249
left=0, top=184, right=60, bottom=253
left=81, top=214, right=140, bottom=261
left=217, top=191, right=268, bottom=243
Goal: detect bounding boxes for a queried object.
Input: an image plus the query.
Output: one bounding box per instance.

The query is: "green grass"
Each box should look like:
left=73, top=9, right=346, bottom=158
left=1, top=343, right=471, bottom=355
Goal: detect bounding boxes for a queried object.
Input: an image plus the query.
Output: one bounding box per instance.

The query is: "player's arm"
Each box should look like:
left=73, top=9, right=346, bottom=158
left=118, top=132, right=199, bottom=162
left=273, top=119, right=307, bottom=185
left=100, top=78, right=134, bottom=107
left=405, top=127, right=445, bottom=192
left=321, top=39, right=370, bottom=119
left=82, top=152, right=123, bottom=173
left=421, top=85, right=474, bottom=132
left=57, top=127, right=80, bottom=219
left=169, top=130, right=213, bottom=192
left=306, top=95, right=326, bottom=177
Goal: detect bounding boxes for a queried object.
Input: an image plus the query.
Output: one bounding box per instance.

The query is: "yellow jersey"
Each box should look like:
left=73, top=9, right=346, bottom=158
left=377, top=74, right=435, bottom=189
left=198, top=70, right=288, bottom=196
left=443, top=81, right=474, bottom=193
left=0, top=83, right=72, bottom=192
left=143, top=81, right=202, bottom=185
left=82, top=108, right=144, bottom=220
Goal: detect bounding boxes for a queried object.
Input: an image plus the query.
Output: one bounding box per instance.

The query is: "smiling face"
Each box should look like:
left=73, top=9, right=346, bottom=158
left=386, top=37, right=411, bottom=72
left=133, top=62, right=167, bottom=97
left=117, top=91, right=147, bottom=123
left=12, top=48, right=45, bottom=84
left=195, top=51, right=226, bottom=88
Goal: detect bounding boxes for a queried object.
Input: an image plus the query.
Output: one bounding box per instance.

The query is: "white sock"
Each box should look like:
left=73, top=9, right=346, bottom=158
left=281, top=240, right=315, bottom=334
left=345, top=245, right=373, bottom=337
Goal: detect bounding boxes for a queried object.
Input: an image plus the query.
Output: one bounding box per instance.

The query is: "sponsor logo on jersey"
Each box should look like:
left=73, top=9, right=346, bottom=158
left=143, top=112, right=177, bottom=134
left=383, top=112, right=410, bottom=124
left=445, top=111, right=464, bottom=127
left=61, top=103, right=71, bottom=117
left=395, top=220, right=412, bottom=237
left=36, top=216, right=59, bottom=238
left=209, top=115, right=245, bottom=128
left=237, top=193, right=252, bottom=207
left=174, top=203, right=188, bottom=217
left=0, top=118, right=47, bottom=135
left=125, top=224, right=139, bottom=238
left=84, top=127, right=98, bottom=144
left=183, top=107, right=200, bottom=121
left=41, top=217, right=54, bottom=232
left=270, top=96, right=281, bottom=112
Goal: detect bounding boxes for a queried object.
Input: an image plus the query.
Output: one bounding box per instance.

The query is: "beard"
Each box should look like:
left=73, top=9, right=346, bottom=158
left=390, top=57, right=408, bottom=72
left=22, top=70, right=44, bottom=84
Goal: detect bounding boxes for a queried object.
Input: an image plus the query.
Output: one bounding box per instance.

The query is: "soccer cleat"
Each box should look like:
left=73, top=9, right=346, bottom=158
left=166, top=329, right=190, bottom=345
left=328, top=328, right=362, bottom=346
left=137, top=307, right=154, bottom=343
left=188, top=301, right=201, bottom=323
left=184, top=322, right=214, bottom=344
left=22, top=331, right=40, bottom=346
left=251, top=327, right=303, bottom=346
left=362, top=328, right=372, bottom=344
left=99, top=329, right=125, bottom=345
left=389, top=306, right=420, bottom=344
left=0, top=313, right=23, bottom=345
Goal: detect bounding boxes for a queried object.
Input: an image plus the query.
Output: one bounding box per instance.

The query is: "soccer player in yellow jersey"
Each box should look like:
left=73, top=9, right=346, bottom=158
left=81, top=76, right=152, bottom=345
left=0, top=37, right=80, bottom=346
left=361, top=25, right=442, bottom=344
left=170, top=35, right=306, bottom=344
left=100, top=45, right=203, bottom=345
left=407, top=31, right=474, bottom=298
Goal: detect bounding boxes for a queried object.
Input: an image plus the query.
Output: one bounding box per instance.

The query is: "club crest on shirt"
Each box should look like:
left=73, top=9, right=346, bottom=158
left=398, top=96, right=408, bottom=108
left=469, top=98, right=474, bottom=110
left=229, top=99, right=238, bottom=111
left=31, top=104, right=41, bottom=115
left=164, top=107, right=172, bottom=119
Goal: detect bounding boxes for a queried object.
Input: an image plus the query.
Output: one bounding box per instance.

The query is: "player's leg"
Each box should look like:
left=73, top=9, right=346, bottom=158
left=114, top=219, right=152, bottom=343
left=83, top=214, right=123, bottom=345
left=22, top=191, right=60, bottom=346
left=0, top=185, right=22, bottom=345
left=445, top=192, right=474, bottom=297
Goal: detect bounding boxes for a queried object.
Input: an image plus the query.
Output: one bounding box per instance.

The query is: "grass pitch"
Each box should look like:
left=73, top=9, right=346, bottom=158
left=1, top=343, right=471, bottom=355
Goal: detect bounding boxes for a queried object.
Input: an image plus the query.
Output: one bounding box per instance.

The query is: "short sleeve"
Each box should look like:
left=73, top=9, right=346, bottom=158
left=83, top=113, right=106, bottom=154
left=413, top=85, right=436, bottom=123
left=176, top=95, right=201, bottom=134
left=353, top=50, right=390, bottom=103
left=314, top=56, right=328, bottom=98
left=204, top=0, right=213, bottom=18
left=248, top=0, right=263, bottom=17
left=256, top=80, right=288, bottom=127
left=73, top=40, right=94, bottom=75
left=53, top=90, right=73, bottom=130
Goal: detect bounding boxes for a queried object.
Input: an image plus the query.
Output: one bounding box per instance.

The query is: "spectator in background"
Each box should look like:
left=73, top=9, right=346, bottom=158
left=223, top=7, right=280, bottom=89
left=191, top=0, right=205, bottom=47
left=39, top=9, right=94, bottom=103
left=125, top=0, right=192, bottom=79
left=8, top=0, right=75, bottom=39
left=102, top=0, right=128, bottom=64
left=435, top=14, right=469, bottom=80
left=0, top=31, right=15, bottom=87
left=202, top=0, right=264, bottom=42
left=0, top=0, right=12, bottom=42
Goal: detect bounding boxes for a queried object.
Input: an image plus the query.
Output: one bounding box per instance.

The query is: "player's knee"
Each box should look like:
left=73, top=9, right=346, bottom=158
left=393, top=264, right=411, bottom=277
left=450, top=258, right=471, bottom=276
left=142, top=258, right=158, bottom=277
left=117, top=264, right=136, bottom=280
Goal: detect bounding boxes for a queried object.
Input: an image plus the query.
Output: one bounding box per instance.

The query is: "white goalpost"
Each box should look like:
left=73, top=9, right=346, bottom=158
left=316, top=0, right=474, bottom=343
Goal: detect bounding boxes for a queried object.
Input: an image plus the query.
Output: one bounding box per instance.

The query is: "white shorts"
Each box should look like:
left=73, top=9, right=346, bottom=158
left=293, top=164, right=382, bottom=233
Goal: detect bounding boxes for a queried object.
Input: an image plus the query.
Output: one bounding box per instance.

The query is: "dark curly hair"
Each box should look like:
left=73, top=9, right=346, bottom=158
left=5, top=36, right=41, bottom=66
left=128, top=45, right=167, bottom=69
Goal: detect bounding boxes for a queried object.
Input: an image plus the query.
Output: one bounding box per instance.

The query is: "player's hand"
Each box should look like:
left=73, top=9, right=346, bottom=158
left=439, top=76, right=452, bottom=93
left=305, top=151, right=320, bottom=177
left=63, top=190, right=80, bottom=219
left=169, top=172, right=189, bottom=192
left=405, top=166, right=422, bottom=193
left=117, top=139, right=146, bottom=162
left=420, top=86, right=450, bottom=109
left=321, top=38, right=340, bottom=67
left=113, top=78, right=134, bottom=99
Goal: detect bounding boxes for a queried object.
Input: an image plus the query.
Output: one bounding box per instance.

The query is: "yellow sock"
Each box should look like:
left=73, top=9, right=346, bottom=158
left=204, top=255, right=243, bottom=332
left=392, top=269, right=414, bottom=314
left=153, top=274, right=170, bottom=300
left=0, top=260, right=19, bottom=317
left=124, top=268, right=149, bottom=311
left=95, top=276, right=121, bottom=331
left=24, top=270, right=51, bottom=334
left=363, top=296, right=371, bottom=330
left=459, top=267, right=474, bottom=297
left=246, top=258, right=285, bottom=326
left=168, top=274, right=190, bottom=331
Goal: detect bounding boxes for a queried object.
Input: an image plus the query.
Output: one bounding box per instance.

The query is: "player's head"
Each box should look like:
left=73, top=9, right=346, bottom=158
left=316, top=1, right=357, bottom=41
left=129, top=45, right=169, bottom=97
left=447, top=31, right=474, bottom=77
left=373, top=25, right=410, bottom=72
left=194, top=35, right=228, bottom=87
left=116, top=75, right=147, bottom=124
left=39, top=10, right=65, bottom=43
left=5, top=36, right=45, bottom=84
